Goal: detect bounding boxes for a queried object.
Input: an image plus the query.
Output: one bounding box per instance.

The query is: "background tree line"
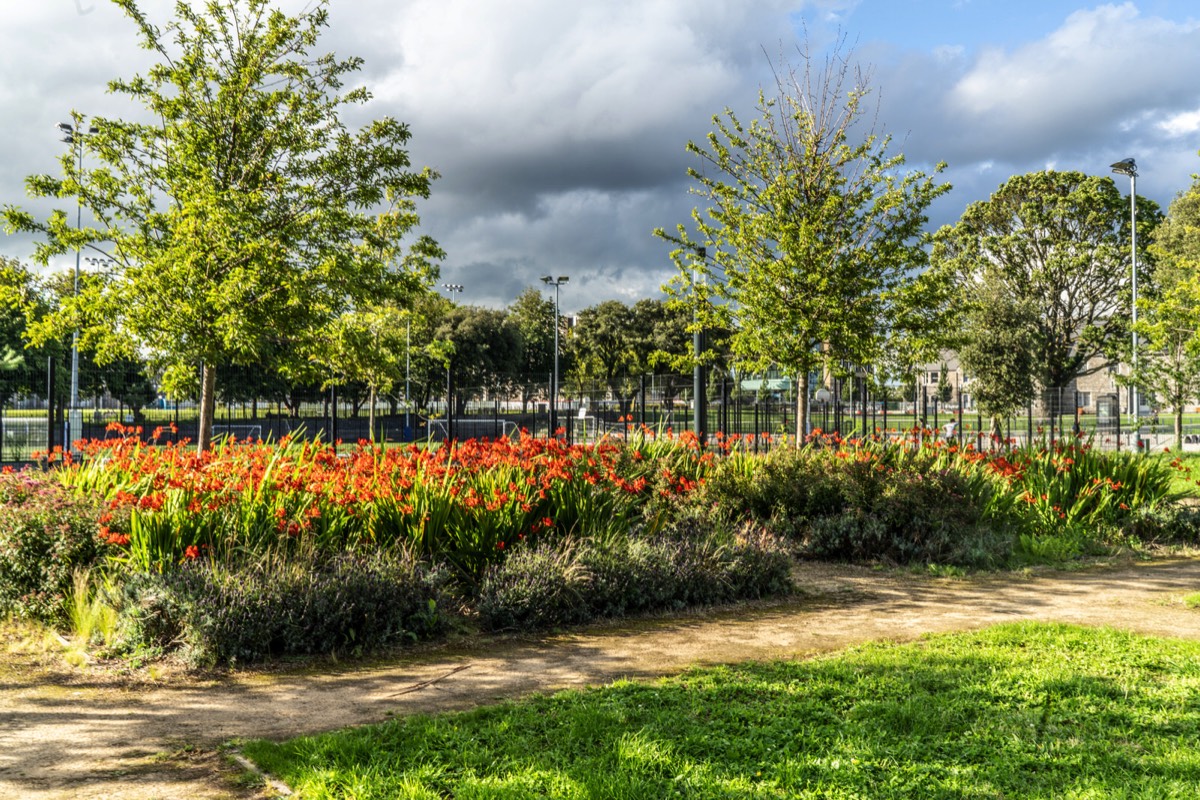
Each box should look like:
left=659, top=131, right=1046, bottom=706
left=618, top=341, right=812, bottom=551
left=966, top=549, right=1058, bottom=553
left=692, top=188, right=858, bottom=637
left=3, top=1, right=1198, bottom=450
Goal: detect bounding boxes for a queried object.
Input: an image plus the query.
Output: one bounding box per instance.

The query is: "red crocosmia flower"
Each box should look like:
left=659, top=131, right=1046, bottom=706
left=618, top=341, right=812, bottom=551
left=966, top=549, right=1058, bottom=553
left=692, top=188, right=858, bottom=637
left=184, top=545, right=201, bottom=560
left=496, top=541, right=505, bottom=550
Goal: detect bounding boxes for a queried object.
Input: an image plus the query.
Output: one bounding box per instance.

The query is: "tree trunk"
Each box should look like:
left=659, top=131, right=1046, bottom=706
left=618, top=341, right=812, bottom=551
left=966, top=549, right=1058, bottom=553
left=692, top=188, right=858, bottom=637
left=795, top=370, right=809, bottom=445
left=198, top=362, right=217, bottom=452
left=1176, top=406, right=1183, bottom=451
left=368, top=385, right=377, bottom=443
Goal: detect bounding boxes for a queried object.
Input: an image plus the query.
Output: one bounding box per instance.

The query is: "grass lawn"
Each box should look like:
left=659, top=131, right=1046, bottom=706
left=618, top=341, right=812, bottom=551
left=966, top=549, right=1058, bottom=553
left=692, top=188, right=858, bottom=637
left=242, top=622, right=1200, bottom=799
left=1161, top=452, right=1200, bottom=497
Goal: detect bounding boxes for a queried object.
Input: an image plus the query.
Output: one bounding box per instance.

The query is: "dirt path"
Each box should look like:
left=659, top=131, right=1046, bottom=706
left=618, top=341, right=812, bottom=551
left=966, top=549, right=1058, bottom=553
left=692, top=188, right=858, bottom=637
left=3, top=556, right=1200, bottom=799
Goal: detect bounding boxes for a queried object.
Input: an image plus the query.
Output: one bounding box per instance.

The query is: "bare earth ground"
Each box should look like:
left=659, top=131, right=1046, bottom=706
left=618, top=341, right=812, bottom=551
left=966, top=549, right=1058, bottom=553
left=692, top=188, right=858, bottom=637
left=3, top=556, right=1200, bottom=800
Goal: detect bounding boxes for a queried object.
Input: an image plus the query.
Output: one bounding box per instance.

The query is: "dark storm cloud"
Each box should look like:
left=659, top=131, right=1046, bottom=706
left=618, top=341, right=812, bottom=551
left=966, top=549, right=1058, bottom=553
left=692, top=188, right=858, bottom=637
left=3, top=1, right=1199, bottom=312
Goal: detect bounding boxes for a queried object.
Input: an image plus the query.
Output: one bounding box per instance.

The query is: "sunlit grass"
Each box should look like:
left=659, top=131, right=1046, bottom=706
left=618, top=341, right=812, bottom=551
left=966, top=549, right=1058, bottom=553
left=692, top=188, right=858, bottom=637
left=243, top=623, right=1200, bottom=799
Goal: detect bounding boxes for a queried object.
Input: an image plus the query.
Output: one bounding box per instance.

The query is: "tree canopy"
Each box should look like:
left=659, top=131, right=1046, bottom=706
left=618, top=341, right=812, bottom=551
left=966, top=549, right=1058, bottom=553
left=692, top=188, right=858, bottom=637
left=655, top=45, right=950, bottom=440
left=933, top=170, right=1161, bottom=415
left=1139, top=174, right=1200, bottom=448
left=2, top=0, right=440, bottom=450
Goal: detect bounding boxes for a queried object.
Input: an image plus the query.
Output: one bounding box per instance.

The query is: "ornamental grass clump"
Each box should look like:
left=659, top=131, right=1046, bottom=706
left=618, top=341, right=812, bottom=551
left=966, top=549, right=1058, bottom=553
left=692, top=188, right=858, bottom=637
left=112, top=550, right=451, bottom=667
left=476, top=505, right=791, bottom=633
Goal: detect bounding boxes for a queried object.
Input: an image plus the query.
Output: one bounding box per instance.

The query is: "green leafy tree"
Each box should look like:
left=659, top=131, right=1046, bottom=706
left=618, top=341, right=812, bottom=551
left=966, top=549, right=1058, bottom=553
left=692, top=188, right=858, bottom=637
left=79, top=352, right=158, bottom=422
left=312, top=302, right=414, bottom=439
left=655, top=46, right=950, bottom=441
left=1139, top=175, right=1200, bottom=449
left=0, top=258, right=73, bottom=407
left=2, top=0, right=439, bottom=451
left=436, top=306, right=521, bottom=416
left=957, top=286, right=1040, bottom=437
left=570, top=300, right=644, bottom=416
left=635, top=298, right=693, bottom=407
left=933, top=170, right=1161, bottom=419
left=507, top=288, right=556, bottom=413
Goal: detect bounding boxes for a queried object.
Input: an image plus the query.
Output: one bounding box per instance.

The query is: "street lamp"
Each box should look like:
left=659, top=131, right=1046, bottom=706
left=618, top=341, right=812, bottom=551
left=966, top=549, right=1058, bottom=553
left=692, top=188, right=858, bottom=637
left=404, top=315, right=411, bottom=441
left=541, top=276, right=568, bottom=437
left=57, top=120, right=98, bottom=447
left=692, top=247, right=707, bottom=444
left=1111, top=157, right=1140, bottom=450
left=441, top=283, right=463, bottom=441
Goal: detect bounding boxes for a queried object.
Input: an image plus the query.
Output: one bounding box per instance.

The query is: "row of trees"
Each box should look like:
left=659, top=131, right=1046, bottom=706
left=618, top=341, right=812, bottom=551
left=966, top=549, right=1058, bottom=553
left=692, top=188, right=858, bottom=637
left=3, top=2, right=1197, bottom=449
left=0, top=249, right=710, bottom=427
left=656, top=40, right=1200, bottom=447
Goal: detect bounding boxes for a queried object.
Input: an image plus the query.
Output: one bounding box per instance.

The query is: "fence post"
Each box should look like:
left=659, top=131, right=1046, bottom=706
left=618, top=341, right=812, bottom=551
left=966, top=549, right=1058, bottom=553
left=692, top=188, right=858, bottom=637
left=1115, top=398, right=1121, bottom=452
left=46, top=356, right=56, bottom=458
left=957, top=388, right=964, bottom=447
left=920, top=385, right=928, bottom=445
left=881, top=387, right=888, bottom=441
left=1027, top=400, right=1033, bottom=449
left=1073, top=391, right=1081, bottom=438
left=330, top=384, right=339, bottom=446
left=639, top=374, right=646, bottom=429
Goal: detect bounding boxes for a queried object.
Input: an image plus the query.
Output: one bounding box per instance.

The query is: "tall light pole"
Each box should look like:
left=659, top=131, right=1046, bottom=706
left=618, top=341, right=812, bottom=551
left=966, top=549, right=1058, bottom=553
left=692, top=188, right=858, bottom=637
left=442, top=283, right=463, bottom=441
left=1111, top=157, right=1140, bottom=450
left=57, top=120, right=98, bottom=447
left=404, top=315, right=411, bottom=440
left=541, top=276, right=568, bottom=437
left=693, top=247, right=707, bottom=445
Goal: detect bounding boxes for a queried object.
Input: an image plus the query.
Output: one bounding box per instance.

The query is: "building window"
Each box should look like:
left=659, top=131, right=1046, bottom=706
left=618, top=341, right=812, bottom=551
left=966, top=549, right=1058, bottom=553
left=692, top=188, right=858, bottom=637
left=1077, top=392, right=1091, bottom=410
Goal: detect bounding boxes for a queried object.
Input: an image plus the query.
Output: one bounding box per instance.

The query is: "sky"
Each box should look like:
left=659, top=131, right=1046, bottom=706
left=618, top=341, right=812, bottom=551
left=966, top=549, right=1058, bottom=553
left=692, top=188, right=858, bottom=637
left=1, top=0, right=1199, bottom=315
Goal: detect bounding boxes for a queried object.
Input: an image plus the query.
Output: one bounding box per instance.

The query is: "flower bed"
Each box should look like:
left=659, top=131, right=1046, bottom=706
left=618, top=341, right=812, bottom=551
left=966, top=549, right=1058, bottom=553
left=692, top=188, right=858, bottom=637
left=5, top=425, right=1194, bottom=664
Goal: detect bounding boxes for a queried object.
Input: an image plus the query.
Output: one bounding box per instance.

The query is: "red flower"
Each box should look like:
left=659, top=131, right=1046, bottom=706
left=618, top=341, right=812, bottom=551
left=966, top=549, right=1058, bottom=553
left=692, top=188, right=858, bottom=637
left=184, top=545, right=201, bottom=560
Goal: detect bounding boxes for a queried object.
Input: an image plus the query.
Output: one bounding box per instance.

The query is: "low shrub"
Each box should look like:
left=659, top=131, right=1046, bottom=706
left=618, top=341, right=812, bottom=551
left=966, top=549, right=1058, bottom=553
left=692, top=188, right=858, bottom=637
left=477, top=516, right=792, bottom=632
left=111, top=551, right=451, bottom=667
left=802, top=467, right=1013, bottom=568
left=0, top=472, right=110, bottom=623
left=701, top=447, right=845, bottom=534
left=1119, top=503, right=1200, bottom=545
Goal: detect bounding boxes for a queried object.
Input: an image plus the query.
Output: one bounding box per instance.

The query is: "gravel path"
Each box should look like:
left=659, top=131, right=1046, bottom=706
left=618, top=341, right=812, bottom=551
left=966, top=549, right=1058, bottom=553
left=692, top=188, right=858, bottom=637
left=2, top=556, right=1199, bottom=799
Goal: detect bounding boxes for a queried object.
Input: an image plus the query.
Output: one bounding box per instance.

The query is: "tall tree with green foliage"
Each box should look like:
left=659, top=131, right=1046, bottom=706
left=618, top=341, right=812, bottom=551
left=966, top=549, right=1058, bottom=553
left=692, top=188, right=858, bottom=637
left=655, top=45, right=950, bottom=441
left=1139, top=174, right=1200, bottom=449
left=2, top=0, right=440, bottom=450
left=435, top=306, right=521, bottom=416
left=312, top=302, right=413, bottom=440
left=507, top=288, right=556, bottom=413
left=956, top=285, right=1040, bottom=437
left=570, top=300, right=646, bottom=416
left=933, top=170, right=1160, bottom=418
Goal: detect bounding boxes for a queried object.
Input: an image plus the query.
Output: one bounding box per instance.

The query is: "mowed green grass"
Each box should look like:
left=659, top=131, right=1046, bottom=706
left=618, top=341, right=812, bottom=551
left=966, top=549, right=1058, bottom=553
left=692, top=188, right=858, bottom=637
left=1161, top=452, right=1200, bottom=497
left=242, top=623, right=1200, bottom=799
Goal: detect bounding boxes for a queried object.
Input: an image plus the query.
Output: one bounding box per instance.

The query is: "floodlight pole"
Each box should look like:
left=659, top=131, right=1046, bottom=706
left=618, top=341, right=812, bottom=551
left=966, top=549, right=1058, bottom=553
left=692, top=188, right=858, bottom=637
left=1111, top=158, right=1139, bottom=451
left=541, top=276, right=569, bottom=437
left=442, top=283, right=463, bottom=442
left=56, top=120, right=98, bottom=448
left=693, top=247, right=707, bottom=445
left=405, top=316, right=411, bottom=440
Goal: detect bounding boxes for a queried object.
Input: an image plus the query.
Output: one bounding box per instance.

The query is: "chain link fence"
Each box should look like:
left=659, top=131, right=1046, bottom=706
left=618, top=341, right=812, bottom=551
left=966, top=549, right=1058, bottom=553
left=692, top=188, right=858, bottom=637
left=5, top=357, right=1199, bottom=463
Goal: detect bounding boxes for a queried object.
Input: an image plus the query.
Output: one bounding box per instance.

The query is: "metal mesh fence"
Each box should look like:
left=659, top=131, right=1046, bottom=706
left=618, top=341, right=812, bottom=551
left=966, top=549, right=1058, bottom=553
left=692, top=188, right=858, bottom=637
left=5, top=357, right=1199, bottom=463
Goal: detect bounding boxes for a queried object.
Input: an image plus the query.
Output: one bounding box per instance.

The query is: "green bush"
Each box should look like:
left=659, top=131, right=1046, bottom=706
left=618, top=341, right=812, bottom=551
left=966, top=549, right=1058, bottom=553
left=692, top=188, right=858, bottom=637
left=702, top=447, right=846, bottom=535
left=802, top=467, right=1012, bottom=567
left=0, top=472, right=109, bottom=622
left=112, top=551, right=451, bottom=666
left=477, top=517, right=793, bottom=632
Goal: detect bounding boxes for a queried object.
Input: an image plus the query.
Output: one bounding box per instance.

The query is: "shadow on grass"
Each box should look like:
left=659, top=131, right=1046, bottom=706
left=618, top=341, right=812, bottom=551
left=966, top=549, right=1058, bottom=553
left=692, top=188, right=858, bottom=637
left=244, top=622, right=1200, bottom=799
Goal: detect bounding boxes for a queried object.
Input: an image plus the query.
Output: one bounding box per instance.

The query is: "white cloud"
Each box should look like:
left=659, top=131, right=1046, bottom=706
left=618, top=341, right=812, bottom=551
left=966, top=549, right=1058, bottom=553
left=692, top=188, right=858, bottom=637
left=1159, top=108, right=1200, bottom=137
left=945, top=4, right=1200, bottom=156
